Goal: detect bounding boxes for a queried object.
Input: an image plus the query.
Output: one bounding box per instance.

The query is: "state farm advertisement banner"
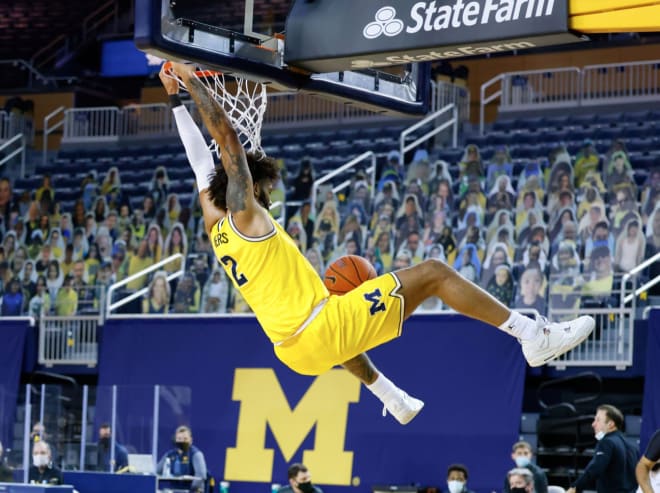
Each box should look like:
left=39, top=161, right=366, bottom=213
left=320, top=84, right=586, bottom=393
left=285, top=0, right=582, bottom=72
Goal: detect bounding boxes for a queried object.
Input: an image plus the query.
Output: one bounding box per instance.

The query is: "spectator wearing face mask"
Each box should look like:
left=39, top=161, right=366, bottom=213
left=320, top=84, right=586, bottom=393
left=278, top=463, right=324, bottom=493
left=508, top=468, right=535, bottom=493
left=567, top=404, right=638, bottom=493
left=96, top=423, right=128, bottom=472
left=444, top=463, right=475, bottom=493
left=156, top=426, right=207, bottom=493
left=503, top=441, right=547, bottom=493
left=28, top=441, right=62, bottom=485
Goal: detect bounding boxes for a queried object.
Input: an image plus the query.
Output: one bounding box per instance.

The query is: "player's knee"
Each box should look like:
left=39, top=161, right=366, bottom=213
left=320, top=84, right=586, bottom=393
left=421, top=258, right=455, bottom=283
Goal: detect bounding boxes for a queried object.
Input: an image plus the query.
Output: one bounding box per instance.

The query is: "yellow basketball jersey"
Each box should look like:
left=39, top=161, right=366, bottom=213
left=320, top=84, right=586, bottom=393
left=212, top=214, right=329, bottom=342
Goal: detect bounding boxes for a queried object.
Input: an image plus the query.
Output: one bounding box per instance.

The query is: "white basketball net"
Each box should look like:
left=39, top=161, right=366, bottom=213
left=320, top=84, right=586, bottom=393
left=169, top=68, right=267, bottom=158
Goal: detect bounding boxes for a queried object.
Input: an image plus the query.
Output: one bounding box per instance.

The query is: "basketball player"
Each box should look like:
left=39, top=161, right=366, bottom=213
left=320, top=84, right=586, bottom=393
left=161, top=62, right=595, bottom=425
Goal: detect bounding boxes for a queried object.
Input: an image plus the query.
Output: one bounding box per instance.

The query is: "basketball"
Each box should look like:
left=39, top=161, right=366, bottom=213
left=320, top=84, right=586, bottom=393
left=324, top=255, right=377, bottom=295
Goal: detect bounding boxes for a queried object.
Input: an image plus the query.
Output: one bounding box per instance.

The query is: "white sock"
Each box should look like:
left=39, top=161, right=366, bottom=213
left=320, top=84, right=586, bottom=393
left=498, top=311, right=538, bottom=341
left=366, top=373, right=398, bottom=403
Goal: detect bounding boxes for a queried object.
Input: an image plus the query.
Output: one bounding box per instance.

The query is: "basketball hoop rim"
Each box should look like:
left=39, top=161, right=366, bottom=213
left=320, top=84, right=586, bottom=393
left=163, top=61, right=223, bottom=79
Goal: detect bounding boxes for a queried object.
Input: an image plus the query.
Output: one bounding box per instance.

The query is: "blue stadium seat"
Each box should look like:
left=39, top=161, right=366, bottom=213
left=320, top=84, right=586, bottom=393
left=598, top=112, right=624, bottom=125
left=624, top=110, right=652, bottom=123
left=492, top=118, right=517, bottom=132
left=569, top=113, right=598, bottom=126
left=544, top=115, right=570, bottom=128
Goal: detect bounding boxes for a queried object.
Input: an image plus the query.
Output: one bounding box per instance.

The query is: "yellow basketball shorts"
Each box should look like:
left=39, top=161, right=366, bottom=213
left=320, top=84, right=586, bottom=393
left=274, top=272, right=405, bottom=375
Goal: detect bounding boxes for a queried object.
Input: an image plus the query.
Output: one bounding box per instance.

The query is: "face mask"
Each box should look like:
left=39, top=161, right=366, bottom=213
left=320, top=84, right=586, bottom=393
left=175, top=441, right=190, bottom=452
left=514, top=456, right=531, bottom=468
left=33, top=455, right=49, bottom=468
left=447, top=480, right=464, bottom=493
left=595, top=431, right=605, bottom=441
left=510, top=488, right=527, bottom=493
left=99, top=437, right=110, bottom=448
left=297, top=482, right=315, bottom=493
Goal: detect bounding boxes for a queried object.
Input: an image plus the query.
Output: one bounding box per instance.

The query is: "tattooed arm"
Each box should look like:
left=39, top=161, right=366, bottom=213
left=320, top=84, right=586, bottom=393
left=170, top=62, right=271, bottom=237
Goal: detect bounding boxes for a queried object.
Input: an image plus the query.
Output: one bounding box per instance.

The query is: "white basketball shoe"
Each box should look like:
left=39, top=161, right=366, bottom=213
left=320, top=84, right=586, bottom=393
left=382, top=388, right=424, bottom=425
left=522, top=313, right=595, bottom=367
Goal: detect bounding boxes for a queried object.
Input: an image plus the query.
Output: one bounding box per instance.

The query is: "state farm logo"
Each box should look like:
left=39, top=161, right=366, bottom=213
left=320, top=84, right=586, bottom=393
left=362, top=0, right=558, bottom=40
left=363, top=7, right=404, bottom=39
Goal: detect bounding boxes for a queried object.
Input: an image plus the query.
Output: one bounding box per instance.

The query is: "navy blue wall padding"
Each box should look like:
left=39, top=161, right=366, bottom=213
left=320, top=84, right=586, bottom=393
left=641, top=309, right=660, bottom=451
left=63, top=471, right=156, bottom=493
left=98, top=315, right=525, bottom=493
left=0, top=321, right=29, bottom=445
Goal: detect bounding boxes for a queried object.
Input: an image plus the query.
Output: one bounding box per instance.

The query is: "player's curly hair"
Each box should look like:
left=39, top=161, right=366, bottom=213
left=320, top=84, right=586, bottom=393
left=206, top=152, right=280, bottom=210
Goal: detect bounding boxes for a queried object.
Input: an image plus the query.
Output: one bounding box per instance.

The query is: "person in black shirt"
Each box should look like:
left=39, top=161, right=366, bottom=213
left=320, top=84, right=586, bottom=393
left=277, top=463, right=323, bottom=493
left=637, top=429, right=660, bottom=493
left=28, top=441, right=62, bottom=485
left=568, top=404, right=638, bottom=493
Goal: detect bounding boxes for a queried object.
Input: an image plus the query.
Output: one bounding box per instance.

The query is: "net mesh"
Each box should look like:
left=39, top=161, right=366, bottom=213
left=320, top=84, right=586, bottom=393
left=167, top=66, right=267, bottom=158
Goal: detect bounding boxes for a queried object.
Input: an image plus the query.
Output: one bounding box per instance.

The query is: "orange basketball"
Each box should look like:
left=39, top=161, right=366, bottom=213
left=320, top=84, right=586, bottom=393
left=324, top=255, right=377, bottom=295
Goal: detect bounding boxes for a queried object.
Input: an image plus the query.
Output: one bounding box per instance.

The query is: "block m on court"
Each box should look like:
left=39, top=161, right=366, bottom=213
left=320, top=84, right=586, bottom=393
left=225, top=369, right=361, bottom=485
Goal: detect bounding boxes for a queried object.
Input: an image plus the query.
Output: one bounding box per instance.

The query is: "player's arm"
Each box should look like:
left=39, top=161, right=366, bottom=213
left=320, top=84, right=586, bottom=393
left=169, top=62, right=270, bottom=237
left=638, top=430, right=660, bottom=493
left=159, top=64, right=224, bottom=235
left=636, top=456, right=655, bottom=493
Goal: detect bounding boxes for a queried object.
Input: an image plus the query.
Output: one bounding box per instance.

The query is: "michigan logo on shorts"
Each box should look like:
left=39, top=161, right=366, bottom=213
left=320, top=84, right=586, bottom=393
left=225, top=369, right=360, bottom=485
left=364, top=288, right=386, bottom=315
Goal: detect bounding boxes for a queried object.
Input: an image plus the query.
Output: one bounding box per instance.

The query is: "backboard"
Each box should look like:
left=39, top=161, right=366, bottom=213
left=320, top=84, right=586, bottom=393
left=134, top=0, right=431, bottom=115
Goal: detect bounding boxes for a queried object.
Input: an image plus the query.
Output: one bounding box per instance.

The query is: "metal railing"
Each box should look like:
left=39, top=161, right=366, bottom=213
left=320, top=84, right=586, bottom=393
left=0, top=59, right=76, bottom=90
left=399, top=103, right=458, bottom=165
left=43, top=106, right=66, bottom=166
left=0, top=111, right=22, bottom=141
left=60, top=93, right=412, bottom=144
left=63, top=107, right=121, bottom=143
left=479, top=59, right=660, bottom=134
left=31, top=0, right=119, bottom=69
left=0, top=134, right=26, bottom=178
left=310, top=151, right=376, bottom=212
left=106, top=254, right=186, bottom=317
left=120, top=103, right=176, bottom=138
left=38, top=316, right=100, bottom=367
left=621, top=251, right=660, bottom=304
left=582, top=59, right=660, bottom=104
left=430, top=80, right=470, bottom=123
left=547, top=273, right=635, bottom=370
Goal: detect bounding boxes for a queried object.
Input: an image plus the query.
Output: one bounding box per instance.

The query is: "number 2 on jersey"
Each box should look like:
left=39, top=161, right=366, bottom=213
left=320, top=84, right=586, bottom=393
left=221, top=255, right=248, bottom=286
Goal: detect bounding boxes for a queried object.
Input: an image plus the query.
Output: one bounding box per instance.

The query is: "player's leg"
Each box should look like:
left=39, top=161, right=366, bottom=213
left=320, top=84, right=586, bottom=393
left=341, top=353, right=378, bottom=384
left=394, top=259, right=594, bottom=367
left=341, top=353, right=423, bottom=425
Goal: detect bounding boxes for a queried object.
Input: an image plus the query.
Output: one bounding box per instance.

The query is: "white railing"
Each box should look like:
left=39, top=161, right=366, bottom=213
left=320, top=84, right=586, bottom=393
left=547, top=273, right=636, bottom=370
left=63, top=107, right=120, bottom=143
left=120, top=103, right=175, bottom=138
left=582, top=60, right=660, bottom=104
left=547, top=307, right=634, bottom=370
left=38, top=316, right=100, bottom=366
left=479, top=59, right=660, bottom=134
left=430, top=80, right=470, bottom=123
left=621, top=251, right=660, bottom=305
left=60, top=92, right=412, bottom=144
left=0, top=134, right=26, bottom=178
left=0, top=111, right=21, bottom=141
left=399, top=103, right=458, bottom=165
left=310, top=151, right=376, bottom=213
left=43, top=106, right=66, bottom=166
left=106, top=254, right=186, bottom=317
